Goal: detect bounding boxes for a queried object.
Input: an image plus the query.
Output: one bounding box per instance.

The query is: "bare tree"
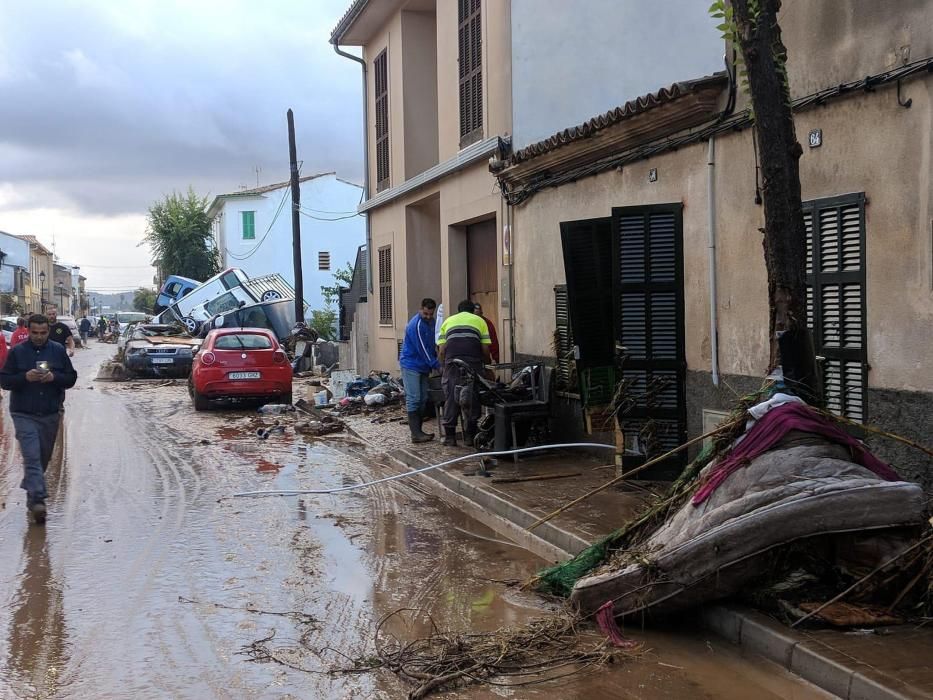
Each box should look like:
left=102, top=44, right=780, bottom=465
left=713, top=0, right=818, bottom=399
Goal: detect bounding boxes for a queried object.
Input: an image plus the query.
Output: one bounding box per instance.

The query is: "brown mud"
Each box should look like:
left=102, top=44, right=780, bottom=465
left=0, top=344, right=831, bottom=698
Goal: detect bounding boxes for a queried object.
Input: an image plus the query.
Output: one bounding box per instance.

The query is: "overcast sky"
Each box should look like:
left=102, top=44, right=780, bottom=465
left=0, top=0, right=362, bottom=291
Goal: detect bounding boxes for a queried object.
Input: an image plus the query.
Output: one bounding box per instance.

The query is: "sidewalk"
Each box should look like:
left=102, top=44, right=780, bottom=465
left=342, top=409, right=933, bottom=700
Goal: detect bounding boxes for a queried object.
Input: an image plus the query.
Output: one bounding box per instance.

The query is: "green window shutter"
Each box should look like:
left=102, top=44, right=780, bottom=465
left=242, top=211, right=256, bottom=240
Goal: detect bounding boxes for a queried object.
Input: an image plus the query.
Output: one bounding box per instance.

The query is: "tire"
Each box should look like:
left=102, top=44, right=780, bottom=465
left=182, top=316, right=200, bottom=334
left=192, top=386, right=210, bottom=411
left=260, top=290, right=282, bottom=302
left=282, top=392, right=293, bottom=405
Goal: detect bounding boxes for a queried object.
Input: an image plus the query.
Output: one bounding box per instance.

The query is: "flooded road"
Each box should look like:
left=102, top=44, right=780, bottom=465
left=0, top=343, right=831, bottom=698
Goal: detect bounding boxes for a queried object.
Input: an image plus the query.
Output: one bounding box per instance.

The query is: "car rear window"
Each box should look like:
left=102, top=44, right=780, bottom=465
left=214, top=333, right=273, bottom=350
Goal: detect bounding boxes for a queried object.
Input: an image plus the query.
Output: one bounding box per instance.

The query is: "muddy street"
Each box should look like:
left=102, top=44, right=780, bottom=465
left=0, top=343, right=830, bottom=699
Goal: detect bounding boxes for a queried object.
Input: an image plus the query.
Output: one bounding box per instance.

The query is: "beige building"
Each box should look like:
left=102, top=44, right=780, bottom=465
left=330, top=0, right=514, bottom=373
left=493, top=2, right=933, bottom=487
left=19, top=235, right=55, bottom=314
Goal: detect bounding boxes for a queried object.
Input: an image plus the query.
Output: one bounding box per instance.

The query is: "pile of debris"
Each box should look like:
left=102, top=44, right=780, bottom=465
left=537, top=383, right=932, bottom=629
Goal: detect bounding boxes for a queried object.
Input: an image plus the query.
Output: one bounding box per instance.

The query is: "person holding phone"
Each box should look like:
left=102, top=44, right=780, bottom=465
left=0, top=314, right=77, bottom=524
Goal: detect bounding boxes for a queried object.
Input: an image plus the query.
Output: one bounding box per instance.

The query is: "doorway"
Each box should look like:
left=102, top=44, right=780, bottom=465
left=466, top=219, right=498, bottom=329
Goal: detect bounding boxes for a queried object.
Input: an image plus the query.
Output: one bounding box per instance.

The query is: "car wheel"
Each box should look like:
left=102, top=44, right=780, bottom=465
left=282, top=392, right=293, bottom=405
left=260, top=290, right=282, bottom=301
left=182, top=316, right=200, bottom=334
left=192, top=386, right=210, bottom=411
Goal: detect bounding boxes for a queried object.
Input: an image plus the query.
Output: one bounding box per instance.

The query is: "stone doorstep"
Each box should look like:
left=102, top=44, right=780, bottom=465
left=350, top=430, right=920, bottom=700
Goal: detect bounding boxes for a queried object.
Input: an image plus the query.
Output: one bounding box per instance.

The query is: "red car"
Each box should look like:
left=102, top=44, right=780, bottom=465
left=189, top=328, right=292, bottom=410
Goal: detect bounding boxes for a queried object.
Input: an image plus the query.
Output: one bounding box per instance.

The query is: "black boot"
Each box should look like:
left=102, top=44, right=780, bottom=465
left=408, top=412, right=434, bottom=444
left=417, top=408, right=435, bottom=438
left=442, top=428, right=457, bottom=447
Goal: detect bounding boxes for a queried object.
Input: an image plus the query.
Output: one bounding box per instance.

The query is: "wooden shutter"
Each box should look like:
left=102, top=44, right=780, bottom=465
left=612, top=204, right=686, bottom=464
left=458, top=0, right=482, bottom=148
left=374, top=50, right=389, bottom=192
left=378, top=245, right=392, bottom=324
left=560, top=218, right=615, bottom=407
left=241, top=211, right=255, bottom=240
left=804, top=193, right=867, bottom=421
left=554, top=284, right=575, bottom=390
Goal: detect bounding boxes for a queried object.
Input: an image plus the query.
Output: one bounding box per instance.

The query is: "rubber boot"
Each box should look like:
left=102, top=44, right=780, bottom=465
left=417, top=408, right=435, bottom=439
left=442, top=428, right=458, bottom=447
left=408, top=412, right=434, bottom=444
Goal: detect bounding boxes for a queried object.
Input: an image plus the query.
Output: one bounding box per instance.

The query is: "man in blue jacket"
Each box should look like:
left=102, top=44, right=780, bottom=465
left=399, top=298, right=439, bottom=443
left=0, top=314, right=78, bottom=524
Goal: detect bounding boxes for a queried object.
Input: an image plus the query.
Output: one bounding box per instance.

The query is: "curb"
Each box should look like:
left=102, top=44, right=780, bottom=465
left=357, top=436, right=913, bottom=700
left=698, top=606, right=917, bottom=700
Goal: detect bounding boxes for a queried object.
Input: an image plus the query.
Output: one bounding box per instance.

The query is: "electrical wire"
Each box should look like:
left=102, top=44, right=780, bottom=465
left=231, top=442, right=616, bottom=498
left=297, top=208, right=361, bottom=222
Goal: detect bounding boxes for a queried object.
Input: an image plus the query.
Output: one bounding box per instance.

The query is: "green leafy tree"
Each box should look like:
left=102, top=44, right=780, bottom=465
left=320, top=262, right=354, bottom=306
left=133, top=287, right=158, bottom=313
left=307, top=308, right=337, bottom=341
left=143, top=188, right=219, bottom=284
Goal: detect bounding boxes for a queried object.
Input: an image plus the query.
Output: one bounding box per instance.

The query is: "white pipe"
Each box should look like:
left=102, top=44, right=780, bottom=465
left=231, top=442, right=615, bottom=498
left=707, top=136, right=720, bottom=387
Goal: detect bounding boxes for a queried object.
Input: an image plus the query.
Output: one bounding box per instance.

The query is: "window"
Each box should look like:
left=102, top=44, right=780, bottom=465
left=205, top=291, right=240, bottom=316
left=378, top=245, right=392, bottom=324
left=318, top=251, right=331, bottom=271
left=241, top=211, right=256, bottom=240
left=804, top=193, right=867, bottom=421
left=374, top=50, right=390, bottom=192
left=221, top=270, right=242, bottom=290
left=215, top=333, right=273, bottom=350
left=458, top=0, right=483, bottom=148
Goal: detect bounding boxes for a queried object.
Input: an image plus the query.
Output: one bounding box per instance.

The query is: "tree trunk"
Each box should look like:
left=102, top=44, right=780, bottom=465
left=732, top=0, right=818, bottom=402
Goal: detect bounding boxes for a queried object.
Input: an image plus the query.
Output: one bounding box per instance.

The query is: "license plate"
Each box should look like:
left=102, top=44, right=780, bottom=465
left=229, top=371, right=260, bottom=380
left=151, top=357, right=174, bottom=364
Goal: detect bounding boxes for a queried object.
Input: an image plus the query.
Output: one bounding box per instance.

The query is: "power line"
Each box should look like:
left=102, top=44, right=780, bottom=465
left=297, top=207, right=361, bottom=222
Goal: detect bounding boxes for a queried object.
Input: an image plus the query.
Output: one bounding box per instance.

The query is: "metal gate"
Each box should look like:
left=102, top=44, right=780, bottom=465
left=611, top=204, right=686, bottom=474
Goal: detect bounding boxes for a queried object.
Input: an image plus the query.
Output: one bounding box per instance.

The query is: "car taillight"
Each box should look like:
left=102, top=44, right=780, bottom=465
left=200, top=352, right=216, bottom=366
left=272, top=349, right=287, bottom=364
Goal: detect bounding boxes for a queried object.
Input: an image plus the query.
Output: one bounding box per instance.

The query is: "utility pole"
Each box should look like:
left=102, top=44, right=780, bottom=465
left=287, top=109, right=304, bottom=323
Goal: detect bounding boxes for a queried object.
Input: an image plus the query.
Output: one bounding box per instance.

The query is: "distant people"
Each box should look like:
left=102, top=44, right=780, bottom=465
left=10, top=317, right=29, bottom=347
left=78, top=315, right=92, bottom=347
left=437, top=299, right=491, bottom=448
left=399, top=298, right=439, bottom=444
left=472, top=302, right=500, bottom=364
left=97, top=316, right=107, bottom=340
left=0, top=314, right=78, bottom=524
left=46, top=306, right=75, bottom=357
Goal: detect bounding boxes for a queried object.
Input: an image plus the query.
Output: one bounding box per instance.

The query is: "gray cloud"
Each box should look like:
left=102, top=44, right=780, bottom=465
left=0, top=0, right=363, bottom=217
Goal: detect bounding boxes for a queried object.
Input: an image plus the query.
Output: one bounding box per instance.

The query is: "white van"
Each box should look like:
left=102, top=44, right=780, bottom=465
left=161, top=268, right=294, bottom=333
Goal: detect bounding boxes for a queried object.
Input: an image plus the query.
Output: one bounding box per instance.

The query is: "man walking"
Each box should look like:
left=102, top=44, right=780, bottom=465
left=399, top=298, right=439, bottom=443
left=78, top=315, right=92, bottom=348
left=437, top=300, right=491, bottom=447
left=0, top=314, right=77, bottom=524
left=46, top=306, right=75, bottom=356
left=97, top=316, right=107, bottom=340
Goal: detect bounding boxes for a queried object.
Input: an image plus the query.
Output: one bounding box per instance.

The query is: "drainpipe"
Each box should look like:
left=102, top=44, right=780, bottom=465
left=707, top=135, right=720, bottom=387
left=333, top=42, right=373, bottom=293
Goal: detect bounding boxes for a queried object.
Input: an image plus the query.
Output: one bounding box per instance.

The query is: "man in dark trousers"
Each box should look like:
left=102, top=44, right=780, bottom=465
left=0, top=314, right=77, bottom=524
left=47, top=305, right=75, bottom=356
left=398, top=298, right=439, bottom=443
left=437, top=300, right=491, bottom=447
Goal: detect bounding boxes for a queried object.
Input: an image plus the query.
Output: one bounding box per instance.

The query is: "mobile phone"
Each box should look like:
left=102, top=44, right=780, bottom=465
left=36, top=361, right=50, bottom=374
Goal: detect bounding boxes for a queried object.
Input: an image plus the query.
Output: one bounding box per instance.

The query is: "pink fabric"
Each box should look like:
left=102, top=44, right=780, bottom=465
left=594, top=600, right=640, bottom=649
left=692, top=402, right=899, bottom=506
